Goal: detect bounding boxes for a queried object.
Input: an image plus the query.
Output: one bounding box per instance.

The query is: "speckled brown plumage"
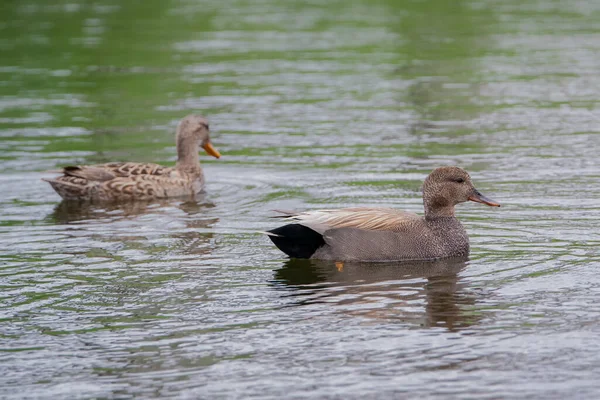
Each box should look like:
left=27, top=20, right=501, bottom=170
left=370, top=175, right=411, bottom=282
left=267, top=166, right=500, bottom=262
left=43, top=115, right=221, bottom=202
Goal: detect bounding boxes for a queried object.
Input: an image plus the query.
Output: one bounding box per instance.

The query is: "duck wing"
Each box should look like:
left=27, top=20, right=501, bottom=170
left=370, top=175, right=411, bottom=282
left=63, top=162, right=170, bottom=180
left=274, top=207, right=421, bottom=234
left=97, top=173, right=192, bottom=199
left=61, top=165, right=117, bottom=182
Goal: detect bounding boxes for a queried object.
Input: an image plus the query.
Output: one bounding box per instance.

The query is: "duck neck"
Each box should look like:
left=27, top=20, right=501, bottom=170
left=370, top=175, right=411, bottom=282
left=424, top=201, right=456, bottom=220
left=175, top=135, right=201, bottom=174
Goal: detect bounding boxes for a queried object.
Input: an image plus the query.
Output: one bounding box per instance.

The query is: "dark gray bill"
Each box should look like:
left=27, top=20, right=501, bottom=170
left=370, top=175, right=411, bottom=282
left=468, top=189, right=500, bottom=207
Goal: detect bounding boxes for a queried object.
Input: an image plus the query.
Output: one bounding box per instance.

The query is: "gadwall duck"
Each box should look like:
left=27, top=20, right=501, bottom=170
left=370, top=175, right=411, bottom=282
left=267, top=166, right=500, bottom=262
left=43, top=115, right=221, bottom=201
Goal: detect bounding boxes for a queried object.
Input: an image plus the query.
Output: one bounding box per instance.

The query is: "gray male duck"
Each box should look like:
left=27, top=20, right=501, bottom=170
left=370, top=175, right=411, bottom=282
left=267, top=166, right=500, bottom=262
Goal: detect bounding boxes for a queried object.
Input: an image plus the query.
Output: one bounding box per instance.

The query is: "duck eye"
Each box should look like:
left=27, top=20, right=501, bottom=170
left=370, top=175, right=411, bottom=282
left=455, top=178, right=465, bottom=183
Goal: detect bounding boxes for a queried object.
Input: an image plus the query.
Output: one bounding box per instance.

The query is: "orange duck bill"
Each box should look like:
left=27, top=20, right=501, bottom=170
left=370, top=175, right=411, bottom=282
left=468, top=189, right=500, bottom=207
left=201, top=141, right=221, bottom=158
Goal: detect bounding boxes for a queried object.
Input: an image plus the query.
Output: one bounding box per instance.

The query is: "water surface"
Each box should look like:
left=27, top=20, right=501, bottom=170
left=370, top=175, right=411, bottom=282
left=1, top=0, right=600, bottom=398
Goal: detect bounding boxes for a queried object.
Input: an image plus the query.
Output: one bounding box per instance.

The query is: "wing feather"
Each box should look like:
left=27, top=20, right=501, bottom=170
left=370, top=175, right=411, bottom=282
left=89, top=162, right=170, bottom=177
left=63, top=166, right=116, bottom=182
left=279, top=207, right=420, bottom=234
left=101, top=174, right=192, bottom=199
left=59, top=162, right=171, bottom=183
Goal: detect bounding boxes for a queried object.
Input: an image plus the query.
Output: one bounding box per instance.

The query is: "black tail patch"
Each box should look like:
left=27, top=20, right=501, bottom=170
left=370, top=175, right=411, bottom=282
left=268, top=223, right=326, bottom=259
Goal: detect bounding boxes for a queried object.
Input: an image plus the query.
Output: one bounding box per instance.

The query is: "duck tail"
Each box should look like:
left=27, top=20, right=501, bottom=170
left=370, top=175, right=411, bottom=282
left=267, top=223, right=325, bottom=259
left=42, top=177, right=90, bottom=200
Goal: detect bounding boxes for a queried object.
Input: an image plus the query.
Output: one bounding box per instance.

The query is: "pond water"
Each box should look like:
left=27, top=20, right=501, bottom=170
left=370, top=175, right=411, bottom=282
left=1, top=0, right=600, bottom=398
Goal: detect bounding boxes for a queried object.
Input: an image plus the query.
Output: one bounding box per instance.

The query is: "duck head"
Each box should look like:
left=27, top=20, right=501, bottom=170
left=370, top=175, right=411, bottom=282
left=422, top=166, right=500, bottom=218
left=176, top=115, right=221, bottom=162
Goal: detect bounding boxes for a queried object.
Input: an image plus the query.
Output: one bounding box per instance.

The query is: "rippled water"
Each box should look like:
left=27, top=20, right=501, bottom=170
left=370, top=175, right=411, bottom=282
left=2, top=0, right=600, bottom=398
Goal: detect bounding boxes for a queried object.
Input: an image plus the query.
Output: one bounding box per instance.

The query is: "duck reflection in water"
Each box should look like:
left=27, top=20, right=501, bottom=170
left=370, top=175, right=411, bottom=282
left=273, top=257, right=481, bottom=331
left=48, top=196, right=215, bottom=222
left=47, top=197, right=219, bottom=256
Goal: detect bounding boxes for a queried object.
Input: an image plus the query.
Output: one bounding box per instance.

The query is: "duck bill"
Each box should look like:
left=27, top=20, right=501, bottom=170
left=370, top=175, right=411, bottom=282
left=201, top=141, right=221, bottom=159
left=468, top=189, right=500, bottom=207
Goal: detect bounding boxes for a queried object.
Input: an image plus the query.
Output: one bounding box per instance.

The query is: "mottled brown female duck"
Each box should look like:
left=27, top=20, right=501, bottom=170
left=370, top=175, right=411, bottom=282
left=43, top=115, right=221, bottom=202
left=267, top=166, right=500, bottom=262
